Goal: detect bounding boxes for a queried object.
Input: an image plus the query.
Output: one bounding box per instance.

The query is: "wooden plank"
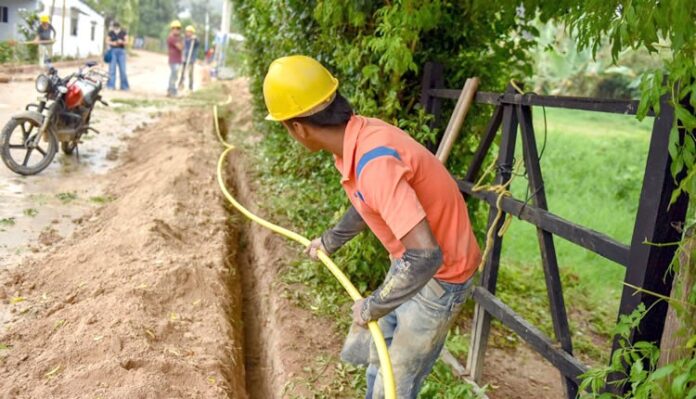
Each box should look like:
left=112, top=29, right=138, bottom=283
left=610, top=94, right=689, bottom=392
left=419, top=62, right=439, bottom=112
left=517, top=104, right=577, bottom=398
left=467, top=85, right=519, bottom=382
left=420, top=62, right=445, bottom=153
left=428, top=89, right=655, bottom=116
left=473, top=287, right=588, bottom=383
left=458, top=180, right=630, bottom=266
left=463, top=104, right=503, bottom=184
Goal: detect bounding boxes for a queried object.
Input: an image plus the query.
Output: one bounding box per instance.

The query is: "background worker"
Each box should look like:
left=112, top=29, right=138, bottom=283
left=181, top=25, right=200, bottom=91
left=166, top=20, right=183, bottom=97
left=263, top=55, right=481, bottom=399
left=106, top=21, right=129, bottom=91
left=34, top=15, right=55, bottom=68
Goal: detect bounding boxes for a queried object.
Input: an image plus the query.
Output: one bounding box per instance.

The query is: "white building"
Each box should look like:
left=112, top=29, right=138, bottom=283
left=0, top=0, right=105, bottom=58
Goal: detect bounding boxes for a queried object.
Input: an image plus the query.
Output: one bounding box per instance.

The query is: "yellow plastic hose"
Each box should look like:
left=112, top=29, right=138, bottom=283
left=213, top=103, right=397, bottom=399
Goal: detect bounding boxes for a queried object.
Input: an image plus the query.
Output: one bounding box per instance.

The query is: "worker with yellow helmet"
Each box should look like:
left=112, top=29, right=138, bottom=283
left=180, top=25, right=200, bottom=91
left=167, top=20, right=184, bottom=96
left=263, top=56, right=481, bottom=398
left=34, top=15, right=56, bottom=68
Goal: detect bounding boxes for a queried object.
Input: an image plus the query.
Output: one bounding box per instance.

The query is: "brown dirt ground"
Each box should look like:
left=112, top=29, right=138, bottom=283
left=0, top=108, right=245, bottom=398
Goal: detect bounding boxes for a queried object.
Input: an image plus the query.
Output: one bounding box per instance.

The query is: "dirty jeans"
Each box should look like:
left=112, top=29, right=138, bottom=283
left=168, top=63, right=181, bottom=95
left=182, top=62, right=194, bottom=90
left=342, top=277, right=473, bottom=399
left=38, top=44, right=52, bottom=68
left=107, top=48, right=129, bottom=90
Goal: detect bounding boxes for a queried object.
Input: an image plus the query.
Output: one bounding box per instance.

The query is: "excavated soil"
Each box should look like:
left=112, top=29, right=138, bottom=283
left=0, top=108, right=245, bottom=398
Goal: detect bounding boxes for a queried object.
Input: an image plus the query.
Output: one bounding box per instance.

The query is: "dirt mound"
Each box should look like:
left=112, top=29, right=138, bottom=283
left=0, top=108, right=245, bottom=398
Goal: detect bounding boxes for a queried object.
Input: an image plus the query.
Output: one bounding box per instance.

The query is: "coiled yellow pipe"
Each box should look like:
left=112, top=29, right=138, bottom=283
left=213, top=102, right=397, bottom=399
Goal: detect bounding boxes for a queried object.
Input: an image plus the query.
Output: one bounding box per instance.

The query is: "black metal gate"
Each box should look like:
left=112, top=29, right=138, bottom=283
left=420, top=62, right=689, bottom=397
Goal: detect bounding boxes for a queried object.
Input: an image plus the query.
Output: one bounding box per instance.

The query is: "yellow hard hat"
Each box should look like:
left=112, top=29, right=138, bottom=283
left=263, top=55, right=339, bottom=121
left=185, top=25, right=195, bottom=33
left=170, top=20, right=182, bottom=29
left=40, top=15, right=50, bottom=23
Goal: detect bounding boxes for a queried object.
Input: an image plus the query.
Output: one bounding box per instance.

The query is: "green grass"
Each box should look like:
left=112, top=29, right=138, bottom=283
left=89, top=195, right=116, bottom=205
left=111, top=84, right=230, bottom=112
left=55, top=191, right=78, bottom=204
left=503, top=107, right=650, bottom=295
left=23, top=208, right=38, bottom=217
left=0, top=217, right=16, bottom=226
left=495, top=107, right=652, bottom=361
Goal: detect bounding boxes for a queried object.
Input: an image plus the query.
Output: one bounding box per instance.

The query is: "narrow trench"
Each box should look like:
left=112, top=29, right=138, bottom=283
left=221, top=150, right=273, bottom=399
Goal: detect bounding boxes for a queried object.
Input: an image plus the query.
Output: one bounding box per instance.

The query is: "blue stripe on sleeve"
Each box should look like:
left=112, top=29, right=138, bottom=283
left=356, top=146, right=401, bottom=179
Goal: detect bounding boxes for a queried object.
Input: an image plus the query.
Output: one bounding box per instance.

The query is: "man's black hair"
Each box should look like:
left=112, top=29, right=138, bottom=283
left=112, top=21, right=121, bottom=28
left=293, top=92, right=353, bottom=127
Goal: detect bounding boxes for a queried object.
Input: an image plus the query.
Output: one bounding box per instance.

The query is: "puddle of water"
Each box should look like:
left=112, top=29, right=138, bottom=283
left=0, top=106, right=156, bottom=270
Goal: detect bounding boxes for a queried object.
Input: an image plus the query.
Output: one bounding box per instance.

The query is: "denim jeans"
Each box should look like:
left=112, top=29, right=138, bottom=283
left=182, top=62, right=195, bottom=90
left=341, top=277, right=473, bottom=399
left=107, top=48, right=129, bottom=90
left=38, top=44, right=52, bottom=68
left=168, top=63, right=181, bottom=95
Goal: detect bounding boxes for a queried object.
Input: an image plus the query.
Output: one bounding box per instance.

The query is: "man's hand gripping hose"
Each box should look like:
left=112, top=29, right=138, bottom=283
left=212, top=101, right=397, bottom=399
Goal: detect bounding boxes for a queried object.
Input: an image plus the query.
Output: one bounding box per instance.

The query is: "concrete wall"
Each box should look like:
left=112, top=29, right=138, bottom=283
left=0, top=0, right=37, bottom=41
left=44, top=0, right=105, bottom=58
left=0, top=0, right=104, bottom=58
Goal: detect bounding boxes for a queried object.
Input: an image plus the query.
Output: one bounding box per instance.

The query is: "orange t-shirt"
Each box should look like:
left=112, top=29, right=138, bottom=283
left=334, top=115, right=481, bottom=283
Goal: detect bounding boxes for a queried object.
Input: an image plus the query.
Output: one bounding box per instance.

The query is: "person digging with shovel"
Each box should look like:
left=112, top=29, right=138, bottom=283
left=34, top=15, right=56, bottom=68
left=262, top=55, right=481, bottom=399
left=179, top=25, right=200, bottom=92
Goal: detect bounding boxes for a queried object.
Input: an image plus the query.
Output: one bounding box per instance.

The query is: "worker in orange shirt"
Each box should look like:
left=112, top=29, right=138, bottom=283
left=263, top=56, right=481, bottom=398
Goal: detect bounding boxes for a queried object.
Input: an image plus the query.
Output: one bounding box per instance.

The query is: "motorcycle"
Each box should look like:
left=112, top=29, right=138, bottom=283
left=0, top=62, right=108, bottom=175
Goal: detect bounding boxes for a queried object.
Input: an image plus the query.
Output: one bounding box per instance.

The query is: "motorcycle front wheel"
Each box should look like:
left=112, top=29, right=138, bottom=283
left=0, top=117, right=57, bottom=176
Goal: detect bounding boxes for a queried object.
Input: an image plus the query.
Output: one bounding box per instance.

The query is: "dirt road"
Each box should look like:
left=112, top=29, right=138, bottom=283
left=0, top=50, right=200, bottom=270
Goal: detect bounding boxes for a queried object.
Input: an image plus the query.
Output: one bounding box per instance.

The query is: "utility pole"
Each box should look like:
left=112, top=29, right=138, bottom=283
left=221, top=0, right=230, bottom=34
left=204, top=7, right=209, bottom=53
left=60, top=0, right=66, bottom=56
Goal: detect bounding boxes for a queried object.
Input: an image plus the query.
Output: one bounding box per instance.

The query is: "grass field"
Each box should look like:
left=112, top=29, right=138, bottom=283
left=493, top=106, right=653, bottom=359
left=503, top=107, right=652, bottom=297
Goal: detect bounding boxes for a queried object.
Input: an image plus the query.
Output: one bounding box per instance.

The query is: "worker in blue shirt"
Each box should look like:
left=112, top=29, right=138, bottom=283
left=181, top=25, right=200, bottom=91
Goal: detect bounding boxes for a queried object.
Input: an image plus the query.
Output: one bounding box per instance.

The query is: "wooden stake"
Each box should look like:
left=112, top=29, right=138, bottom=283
left=436, top=77, right=480, bottom=164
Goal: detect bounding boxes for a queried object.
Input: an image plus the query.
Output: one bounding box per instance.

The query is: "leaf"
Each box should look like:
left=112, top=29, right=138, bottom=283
left=671, top=373, right=688, bottom=397
left=648, top=364, right=675, bottom=381
left=10, top=296, right=25, bottom=304
left=668, top=126, right=680, bottom=159
left=686, top=334, right=696, bottom=349
left=676, top=106, right=696, bottom=130
left=670, top=187, right=683, bottom=205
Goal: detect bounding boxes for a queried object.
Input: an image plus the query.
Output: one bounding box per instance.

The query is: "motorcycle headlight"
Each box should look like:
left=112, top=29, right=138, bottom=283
left=35, top=74, right=50, bottom=93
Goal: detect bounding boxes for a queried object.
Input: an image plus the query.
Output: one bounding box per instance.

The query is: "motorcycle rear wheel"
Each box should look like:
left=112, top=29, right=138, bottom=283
left=0, top=117, right=57, bottom=176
